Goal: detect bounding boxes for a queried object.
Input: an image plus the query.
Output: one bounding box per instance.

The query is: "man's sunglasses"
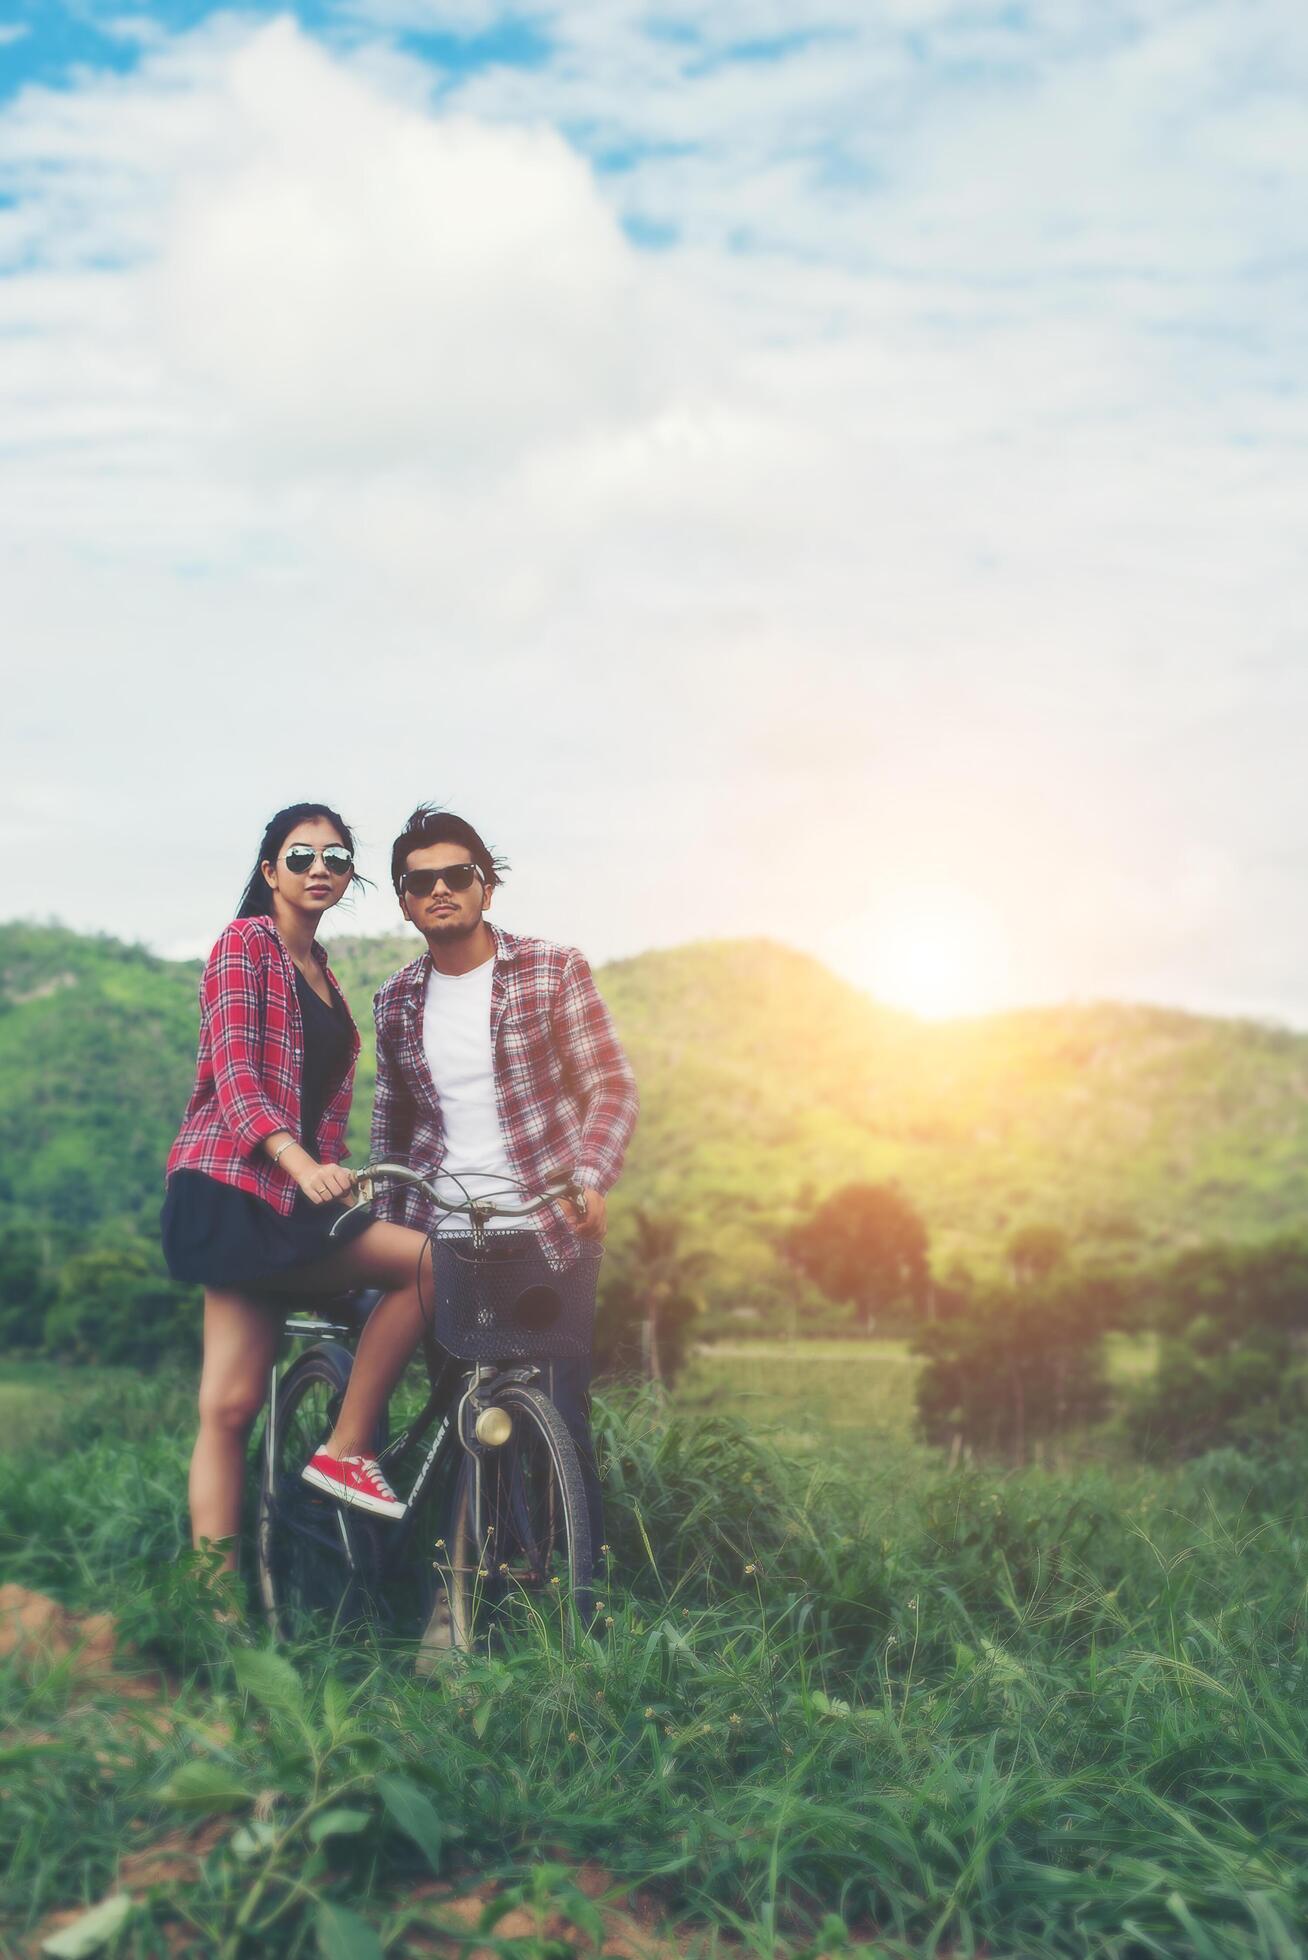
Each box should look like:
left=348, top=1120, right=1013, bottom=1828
left=400, top=863, right=483, bottom=897
left=283, top=846, right=354, bottom=877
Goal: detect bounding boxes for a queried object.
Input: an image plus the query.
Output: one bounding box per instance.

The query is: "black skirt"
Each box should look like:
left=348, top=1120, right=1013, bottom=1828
left=160, top=1170, right=373, bottom=1292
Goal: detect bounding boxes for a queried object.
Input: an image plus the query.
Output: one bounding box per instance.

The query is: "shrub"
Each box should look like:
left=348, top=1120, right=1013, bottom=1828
left=914, top=1266, right=1122, bottom=1462
left=1127, top=1236, right=1308, bottom=1456
left=43, top=1226, right=199, bottom=1367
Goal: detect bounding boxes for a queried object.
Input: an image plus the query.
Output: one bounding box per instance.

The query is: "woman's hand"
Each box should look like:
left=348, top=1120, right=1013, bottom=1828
left=289, top=1150, right=356, bottom=1207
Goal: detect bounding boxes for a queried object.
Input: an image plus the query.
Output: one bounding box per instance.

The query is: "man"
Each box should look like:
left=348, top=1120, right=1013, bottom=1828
left=367, top=803, right=638, bottom=1552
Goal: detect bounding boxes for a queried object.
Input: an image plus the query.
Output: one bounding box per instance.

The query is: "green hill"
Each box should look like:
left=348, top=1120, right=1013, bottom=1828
left=0, top=924, right=202, bottom=1236
left=4, top=920, right=1308, bottom=1313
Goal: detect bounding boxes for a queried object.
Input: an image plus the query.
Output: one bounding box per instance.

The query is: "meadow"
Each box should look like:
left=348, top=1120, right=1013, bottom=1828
left=3, top=1346, right=1306, bottom=1960
left=678, top=1336, right=1158, bottom=1460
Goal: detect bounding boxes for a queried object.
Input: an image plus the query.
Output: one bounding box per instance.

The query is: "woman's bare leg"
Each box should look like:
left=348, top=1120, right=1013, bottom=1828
left=274, top=1223, right=433, bottom=1462
left=190, top=1288, right=281, bottom=1573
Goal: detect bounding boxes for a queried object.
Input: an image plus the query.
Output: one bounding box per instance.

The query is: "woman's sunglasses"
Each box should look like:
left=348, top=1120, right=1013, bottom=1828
left=283, top=846, right=354, bottom=877
left=399, top=863, right=482, bottom=897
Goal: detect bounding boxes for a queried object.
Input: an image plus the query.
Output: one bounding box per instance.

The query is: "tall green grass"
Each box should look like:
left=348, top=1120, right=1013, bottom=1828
left=1, top=1364, right=1306, bottom=1956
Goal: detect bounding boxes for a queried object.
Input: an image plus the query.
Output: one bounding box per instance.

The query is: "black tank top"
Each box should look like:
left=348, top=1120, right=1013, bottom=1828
left=295, top=968, right=352, bottom=1156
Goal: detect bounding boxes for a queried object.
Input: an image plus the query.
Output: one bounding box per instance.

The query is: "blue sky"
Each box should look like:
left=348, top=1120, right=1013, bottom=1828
left=0, top=4, right=855, bottom=101
left=0, top=1, right=1304, bottom=1019
left=0, top=4, right=560, bottom=118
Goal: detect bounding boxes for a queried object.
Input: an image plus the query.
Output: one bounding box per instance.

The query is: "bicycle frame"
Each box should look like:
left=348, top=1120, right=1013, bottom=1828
left=325, top=1158, right=586, bottom=1560
left=270, top=1307, right=555, bottom=1594
left=377, top=1349, right=554, bottom=1578
left=265, top=1307, right=361, bottom=1576
left=263, top=1161, right=592, bottom=1623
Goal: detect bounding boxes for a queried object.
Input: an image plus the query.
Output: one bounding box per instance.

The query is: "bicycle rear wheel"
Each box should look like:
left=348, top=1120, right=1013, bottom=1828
left=439, top=1382, right=593, bottom=1653
left=256, top=1343, right=380, bottom=1643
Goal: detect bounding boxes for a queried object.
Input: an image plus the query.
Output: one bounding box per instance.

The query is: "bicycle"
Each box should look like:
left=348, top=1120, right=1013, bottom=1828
left=255, top=1164, right=603, bottom=1657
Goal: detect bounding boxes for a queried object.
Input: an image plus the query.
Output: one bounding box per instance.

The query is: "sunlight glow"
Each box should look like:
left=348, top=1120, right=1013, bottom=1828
left=829, top=888, right=1011, bottom=1019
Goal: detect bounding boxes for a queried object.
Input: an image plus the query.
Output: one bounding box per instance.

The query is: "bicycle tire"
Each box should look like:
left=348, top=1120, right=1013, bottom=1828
left=438, top=1380, right=594, bottom=1654
left=256, top=1342, right=381, bottom=1643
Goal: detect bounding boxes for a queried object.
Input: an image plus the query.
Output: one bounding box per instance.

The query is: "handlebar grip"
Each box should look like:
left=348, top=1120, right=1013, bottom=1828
left=345, top=1162, right=584, bottom=1220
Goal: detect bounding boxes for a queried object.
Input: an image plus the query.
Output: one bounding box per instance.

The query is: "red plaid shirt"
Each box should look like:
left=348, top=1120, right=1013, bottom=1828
left=166, top=917, right=359, bottom=1214
left=370, top=925, right=637, bottom=1267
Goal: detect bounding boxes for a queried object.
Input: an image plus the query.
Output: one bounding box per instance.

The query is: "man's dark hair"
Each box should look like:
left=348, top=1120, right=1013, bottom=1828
left=390, top=805, right=507, bottom=895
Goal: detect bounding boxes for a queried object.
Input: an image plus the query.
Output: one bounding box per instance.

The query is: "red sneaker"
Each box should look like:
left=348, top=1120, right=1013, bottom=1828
left=301, top=1451, right=405, bottom=1520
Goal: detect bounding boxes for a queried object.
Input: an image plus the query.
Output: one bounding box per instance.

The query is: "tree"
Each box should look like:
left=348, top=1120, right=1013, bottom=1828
left=0, top=1223, right=55, bottom=1350
left=594, top=1210, right=706, bottom=1387
left=44, top=1225, right=198, bottom=1367
left=1007, top=1223, right=1069, bottom=1289
left=915, top=1264, right=1123, bottom=1464
left=1127, top=1236, right=1308, bottom=1457
left=785, top=1182, right=928, bottom=1335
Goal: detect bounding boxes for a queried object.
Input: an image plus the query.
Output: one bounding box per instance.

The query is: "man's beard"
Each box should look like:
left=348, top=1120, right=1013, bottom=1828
left=427, top=912, right=482, bottom=941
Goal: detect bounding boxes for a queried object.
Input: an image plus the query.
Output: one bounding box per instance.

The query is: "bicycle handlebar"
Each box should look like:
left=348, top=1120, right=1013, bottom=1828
left=328, top=1162, right=585, bottom=1238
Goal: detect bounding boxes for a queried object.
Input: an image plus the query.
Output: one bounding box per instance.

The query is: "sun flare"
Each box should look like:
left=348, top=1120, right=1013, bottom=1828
left=831, top=888, right=1009, bottom=1019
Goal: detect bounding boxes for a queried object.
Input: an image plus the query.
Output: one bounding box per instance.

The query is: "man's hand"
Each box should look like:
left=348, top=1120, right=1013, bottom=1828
left=562, top=1187, right=607, bottom=1241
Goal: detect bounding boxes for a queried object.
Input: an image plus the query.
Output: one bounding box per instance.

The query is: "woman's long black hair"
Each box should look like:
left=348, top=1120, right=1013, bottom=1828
left=236, top=803, right=366, bottom=918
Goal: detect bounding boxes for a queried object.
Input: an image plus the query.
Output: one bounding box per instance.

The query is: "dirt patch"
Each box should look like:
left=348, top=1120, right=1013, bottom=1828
left=118, top=1820, right=230, bottom=1895
left=0, top=1585, right=115, bottom=1673
left=22, top=1858, right=863, bottom=1960
left=0, top=1585, right=166, bottom=1700
left=18, top=1824, right=228, bottom=1960
left=399, top=1870, right=744, bottom=1959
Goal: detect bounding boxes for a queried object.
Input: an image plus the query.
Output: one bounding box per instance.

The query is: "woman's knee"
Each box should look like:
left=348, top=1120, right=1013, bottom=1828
left=197, top=1375, right=267, bottom=1436
left=358, top=1223, right=431, bottom=1292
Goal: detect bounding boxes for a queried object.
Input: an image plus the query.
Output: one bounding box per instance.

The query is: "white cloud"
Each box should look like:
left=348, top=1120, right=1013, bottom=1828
left=152, top=21, right=676, bottom=472
left=0, top=6, right=1305, bottom=1021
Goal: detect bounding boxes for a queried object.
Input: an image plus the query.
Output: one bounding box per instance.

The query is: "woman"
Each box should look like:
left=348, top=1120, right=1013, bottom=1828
left=163, top=802, right=433, bottom=1577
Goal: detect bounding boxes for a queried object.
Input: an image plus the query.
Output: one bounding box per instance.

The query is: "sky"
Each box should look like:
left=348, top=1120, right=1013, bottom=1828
left=1, top=0, right=1304, bottom=1022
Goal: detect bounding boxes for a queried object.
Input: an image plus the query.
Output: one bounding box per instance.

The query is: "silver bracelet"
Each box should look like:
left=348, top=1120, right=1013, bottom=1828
left=270, top=1137, right=297, bottom=1167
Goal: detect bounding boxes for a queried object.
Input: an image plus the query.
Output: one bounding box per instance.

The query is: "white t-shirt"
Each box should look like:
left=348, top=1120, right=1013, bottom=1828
left=422, top=958, right=529, bottom=1232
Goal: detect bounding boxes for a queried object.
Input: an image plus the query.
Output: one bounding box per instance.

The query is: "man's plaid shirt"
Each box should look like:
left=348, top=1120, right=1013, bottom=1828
left=370, top=925, right=638, bottom=1267
left=166, top=916, right=359, bottom=1213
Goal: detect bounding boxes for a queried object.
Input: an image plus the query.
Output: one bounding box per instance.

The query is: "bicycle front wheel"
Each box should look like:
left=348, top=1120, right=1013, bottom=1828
left=440, top=1382, right=593, bottom=1653
left=256, top=1343, right=380, bottom=1643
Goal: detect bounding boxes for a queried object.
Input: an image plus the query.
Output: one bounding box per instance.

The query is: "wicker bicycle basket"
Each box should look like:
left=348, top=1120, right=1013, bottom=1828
left=428, top=1231, right=602, bottom=1362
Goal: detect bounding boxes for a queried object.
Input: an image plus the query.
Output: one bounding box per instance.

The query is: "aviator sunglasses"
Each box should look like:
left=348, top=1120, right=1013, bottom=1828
left=399, top=862, right=483, bottom=898
left=283, top=845, right=354, bottom=877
